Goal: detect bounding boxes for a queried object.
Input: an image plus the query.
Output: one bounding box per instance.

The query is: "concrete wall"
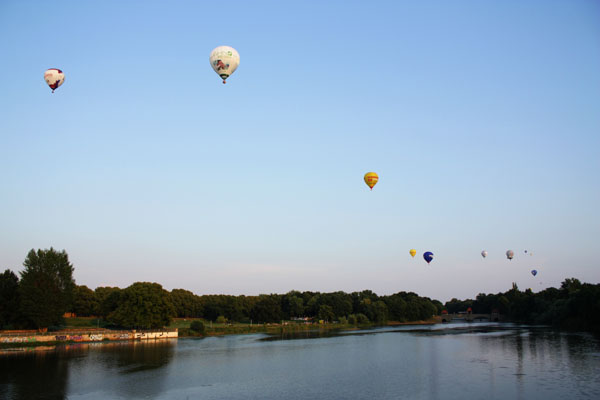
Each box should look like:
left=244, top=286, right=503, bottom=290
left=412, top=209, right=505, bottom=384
left=0, top=329, right=178, bottom=344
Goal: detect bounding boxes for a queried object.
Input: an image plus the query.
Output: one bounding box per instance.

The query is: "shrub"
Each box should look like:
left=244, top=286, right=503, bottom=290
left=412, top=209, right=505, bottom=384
left=190, top=320, right=205, bottom=334
left=216, top=315, right=227, bottom=324
left=356, top=313, right=370, bottom=324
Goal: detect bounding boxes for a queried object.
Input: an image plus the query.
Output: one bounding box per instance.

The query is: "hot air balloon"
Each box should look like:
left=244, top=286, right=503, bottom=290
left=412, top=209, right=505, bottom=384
left=531, top=269, right=537, bottom=277
left=506, top=250, right=514, bottom=260
left=481, top=250, right=488, bottom=258
left=44, top=68, right=65, bottom=93
left=410, top=249, right=417, bottom=258
left=423, top=252, right=433, bottom=264
left=209, top=46, right=240, bottom=84
left=364, top=172, right=378, bottom=190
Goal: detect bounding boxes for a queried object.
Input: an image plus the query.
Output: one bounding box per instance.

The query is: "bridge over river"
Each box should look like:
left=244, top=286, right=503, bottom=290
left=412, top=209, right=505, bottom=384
left=441, top=312, right=504, bottom=323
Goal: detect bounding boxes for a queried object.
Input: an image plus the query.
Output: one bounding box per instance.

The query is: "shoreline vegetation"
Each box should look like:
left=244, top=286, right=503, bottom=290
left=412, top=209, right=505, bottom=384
left=2, top=249, right=599, bottom=347
left=1, top=317, right=442, bottom=351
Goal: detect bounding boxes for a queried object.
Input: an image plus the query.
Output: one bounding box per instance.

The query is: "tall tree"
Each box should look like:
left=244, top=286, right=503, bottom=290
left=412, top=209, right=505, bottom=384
left=0, top=269, right=21, bottom=329
left=19, top=248, right=75, bottom=329
left=94, top=286, right=122, bottom=317
left=71, top=285, right=99, bottom=316
left=171, top=289, right=203, bottom=318
left=107, top=282, right=175, bottom=329
left=250, top=294, right=282, bottom=323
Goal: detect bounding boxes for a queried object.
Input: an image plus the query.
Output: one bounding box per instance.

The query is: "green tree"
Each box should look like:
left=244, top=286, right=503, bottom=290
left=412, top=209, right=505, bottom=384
left=71, top=285, right=98, bottom=316
left=305, top=293, right=321, bottom=317
left=250, top=294, right=282, bottom=323
left=384, top=294, right=408, bottom=321
left=372, top=300, right=389, bottom=324
left=560, top=278, right=582, bottom=296
left=0, top=269, right=21, bottom=329
left=107, top=282, right=175, bottom=329
left=190, top=320, right=205, bottom=334
left=321, top=292, right=353, bottom=319
left=94, top=287, right=122, bottom=317
left=19, top=248, right=75, bottom=329
left=171, top=289, right=203, bottom=318
left=356, top=313, right=370, bottom=324
left=282, top=291, right=304, bottom=319
left=318, top=305, right=335, bottom=322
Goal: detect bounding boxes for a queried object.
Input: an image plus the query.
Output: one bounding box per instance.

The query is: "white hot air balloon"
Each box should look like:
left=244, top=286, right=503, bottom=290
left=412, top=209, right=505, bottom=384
left=481, top=250, right=488, bottom=258
left=44, top=68, right=65, bottom=93
left=209, top=46, right=240, bottom=84
left=506, top=250, right=514, bottom=260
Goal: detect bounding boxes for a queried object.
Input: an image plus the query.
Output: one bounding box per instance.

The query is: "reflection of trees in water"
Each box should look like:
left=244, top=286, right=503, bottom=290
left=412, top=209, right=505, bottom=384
left=103, top=339, right=176, bottom=372
left=477, top=326, right=600, bottom=398
left=0, top=340, right=176, bottom=400
left=0, top=350, right=69, bottom=400
left=93, top=340, right=176, bottom=398
left=563, top=333, right=600, bottom=379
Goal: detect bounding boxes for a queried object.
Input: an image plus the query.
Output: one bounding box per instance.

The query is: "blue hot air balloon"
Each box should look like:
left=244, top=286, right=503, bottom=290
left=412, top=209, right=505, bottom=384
left=423, top=252, right=434, bottom=264
left=531, top=270, right=537, bottom=277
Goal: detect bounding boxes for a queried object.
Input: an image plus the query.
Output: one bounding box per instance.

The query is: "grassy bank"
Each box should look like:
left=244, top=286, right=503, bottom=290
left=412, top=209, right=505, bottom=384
left=171, top=317, right=440, bottom=337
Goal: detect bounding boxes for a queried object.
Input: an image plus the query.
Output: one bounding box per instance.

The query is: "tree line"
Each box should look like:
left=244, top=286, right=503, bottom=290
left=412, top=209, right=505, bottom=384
left=444, top=279, right=600, bottom=332
left=1, top=248, right=598, bottom=332
left=0, top=248, right=441, bottom=329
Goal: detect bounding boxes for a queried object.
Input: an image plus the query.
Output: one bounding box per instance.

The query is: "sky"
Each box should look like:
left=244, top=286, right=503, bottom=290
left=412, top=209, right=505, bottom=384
left=1, top=0, right=599, bottom=302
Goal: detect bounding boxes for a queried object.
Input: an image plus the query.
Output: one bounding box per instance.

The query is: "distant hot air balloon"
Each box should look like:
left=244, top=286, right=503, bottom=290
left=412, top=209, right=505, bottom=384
left=44, top=68, right=65, bottom=93
left=364, top=172, right=378, bottom=190
left=506, top=250, right=514, bottom=260
left=410, top=249, right=417, bottom=258
left=209, top=46, right=240, bottom=84
left=423, top=252, right=434, bottom=264
left=531, top=269, right=537, bottom=277
left=481, top=250, right=488, bottom=258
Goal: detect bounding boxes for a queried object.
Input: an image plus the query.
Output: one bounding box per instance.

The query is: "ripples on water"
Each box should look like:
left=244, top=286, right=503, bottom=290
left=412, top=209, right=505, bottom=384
left=1, top=323, right=599, bottom=400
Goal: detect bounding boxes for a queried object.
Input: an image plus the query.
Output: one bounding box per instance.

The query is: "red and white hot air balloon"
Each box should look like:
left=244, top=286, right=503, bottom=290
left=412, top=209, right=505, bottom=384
left=44, top=68, right=65, bottom=93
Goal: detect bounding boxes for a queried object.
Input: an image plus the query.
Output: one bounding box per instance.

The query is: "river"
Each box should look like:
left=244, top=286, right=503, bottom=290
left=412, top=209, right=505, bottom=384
left=1, top=322, right=599, bottom=399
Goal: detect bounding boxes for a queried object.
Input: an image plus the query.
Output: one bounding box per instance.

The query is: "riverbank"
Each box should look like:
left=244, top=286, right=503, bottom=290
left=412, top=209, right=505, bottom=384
left=177, top=317, right=442, bottom=337
left=0, top=328, right=178, bottom=349
left=0, top=317, right=441, bottom=349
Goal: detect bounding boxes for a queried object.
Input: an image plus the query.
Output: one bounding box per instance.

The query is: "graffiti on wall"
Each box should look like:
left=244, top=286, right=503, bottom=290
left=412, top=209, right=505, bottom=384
left=1, top=336, right=37, bottom=343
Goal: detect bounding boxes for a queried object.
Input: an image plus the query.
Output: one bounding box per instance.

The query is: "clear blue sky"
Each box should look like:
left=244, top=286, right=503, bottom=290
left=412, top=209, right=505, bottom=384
left=1, top=0, right=599, bottom=302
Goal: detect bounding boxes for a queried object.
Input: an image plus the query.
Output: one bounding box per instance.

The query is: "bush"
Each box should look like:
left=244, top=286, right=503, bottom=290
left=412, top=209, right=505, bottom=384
left=216, top=315, right=227, bottom=324
left=348, top=314, right=357, bottom=325
left=190, top=320, right=205, bottom=334
left=338, top=316, right=348, bottom=325
left=356, top=313, right=370, bottom=324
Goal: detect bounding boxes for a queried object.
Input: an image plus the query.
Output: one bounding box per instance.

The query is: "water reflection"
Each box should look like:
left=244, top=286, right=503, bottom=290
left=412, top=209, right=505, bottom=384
left=1, top=325, right=599, bottom=399
left=0, top=339, right=176, bottom=400
left=0, top=349, right=69, bottom=400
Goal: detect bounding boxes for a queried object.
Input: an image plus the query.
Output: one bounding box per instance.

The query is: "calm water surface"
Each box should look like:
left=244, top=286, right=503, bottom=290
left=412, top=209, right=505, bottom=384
left=1, top=323, right=599, bottom=399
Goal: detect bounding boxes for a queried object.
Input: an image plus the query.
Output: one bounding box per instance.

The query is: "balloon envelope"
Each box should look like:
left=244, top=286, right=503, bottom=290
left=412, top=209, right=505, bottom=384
left=364, top=172, right=379, bottom=190
left=409, top=249, right=416, bottom=258
left=506, top=250, right=514, bottom=260
left=44, top=68, right=65, bottom=92
left=209, top=46, right=240, bottom=83
left=531, top=270, right=537, bottom=276
left=423, top=252, right=434, bottom=264
left=481, top=250, right=488, bottom=258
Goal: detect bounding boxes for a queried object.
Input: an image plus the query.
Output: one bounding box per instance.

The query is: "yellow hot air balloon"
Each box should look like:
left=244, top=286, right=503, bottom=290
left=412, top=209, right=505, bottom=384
left=410, top=249, right=417, bottom=258
left=364, top=172, right=378, bottom=190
